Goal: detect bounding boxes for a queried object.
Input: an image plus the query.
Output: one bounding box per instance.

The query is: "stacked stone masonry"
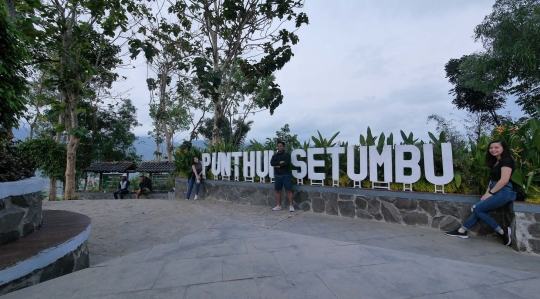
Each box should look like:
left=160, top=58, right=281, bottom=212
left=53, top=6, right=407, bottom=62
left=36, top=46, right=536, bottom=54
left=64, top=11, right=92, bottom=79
left=0, top=242, right=89, bottom=295
left=0, top=191, right=43, bottom=245
left=175, top=178, right=538, bottom=254
left=514, top=212, right=540, bottom=254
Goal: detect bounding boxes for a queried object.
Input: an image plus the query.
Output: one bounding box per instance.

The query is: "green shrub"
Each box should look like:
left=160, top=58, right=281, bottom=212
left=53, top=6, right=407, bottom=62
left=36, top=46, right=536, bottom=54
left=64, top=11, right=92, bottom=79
left=0, top=138, right=35, bottom=182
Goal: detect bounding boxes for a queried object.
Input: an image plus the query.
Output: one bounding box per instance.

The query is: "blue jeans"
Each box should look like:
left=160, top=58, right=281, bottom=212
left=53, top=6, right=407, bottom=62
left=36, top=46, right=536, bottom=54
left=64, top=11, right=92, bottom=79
left=186, top=176, right=200, bottom=199
left=461, top=181, right=516, bottom=232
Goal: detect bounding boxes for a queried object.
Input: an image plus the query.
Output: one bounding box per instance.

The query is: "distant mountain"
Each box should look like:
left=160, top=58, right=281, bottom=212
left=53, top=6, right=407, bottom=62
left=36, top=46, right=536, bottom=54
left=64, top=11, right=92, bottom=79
left=131, top=136, right=207, bottom=161
left=12, top=128, right=206, bottom=162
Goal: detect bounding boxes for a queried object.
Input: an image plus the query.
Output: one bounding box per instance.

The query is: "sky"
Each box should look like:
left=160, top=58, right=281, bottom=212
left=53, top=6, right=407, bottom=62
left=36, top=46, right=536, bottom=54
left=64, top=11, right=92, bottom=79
left=113, top=0, right=524, bottom=147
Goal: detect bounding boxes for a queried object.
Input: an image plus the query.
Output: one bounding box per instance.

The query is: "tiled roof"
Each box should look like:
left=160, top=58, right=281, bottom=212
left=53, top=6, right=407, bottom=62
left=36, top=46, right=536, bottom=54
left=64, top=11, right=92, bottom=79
left=136, top=162, right=176, bottom=173
left=86, top=162, right=138, bottom=173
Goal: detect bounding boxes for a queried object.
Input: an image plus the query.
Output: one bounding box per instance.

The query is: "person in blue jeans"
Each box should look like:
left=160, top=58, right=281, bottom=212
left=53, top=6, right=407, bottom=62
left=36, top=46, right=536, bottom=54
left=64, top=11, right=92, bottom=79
left=270, top=141, right=294, bottom=212
left=186, top=156, right=203, bottom=200
left=445, top=140, right=516, bottom=246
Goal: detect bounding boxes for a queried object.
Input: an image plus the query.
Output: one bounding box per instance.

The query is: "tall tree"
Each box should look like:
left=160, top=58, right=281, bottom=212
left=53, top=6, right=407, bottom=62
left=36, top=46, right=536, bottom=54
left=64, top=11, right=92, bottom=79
left=142, top=0, right=309, bottom=144
left=457, top=0, right=540, bottom=117
left=18, top=0, right=143, bottom=199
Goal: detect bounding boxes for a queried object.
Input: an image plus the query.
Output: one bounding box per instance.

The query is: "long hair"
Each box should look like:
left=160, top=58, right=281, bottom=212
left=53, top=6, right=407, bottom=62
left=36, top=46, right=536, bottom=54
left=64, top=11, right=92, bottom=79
left=191, top=156, right=199, bottom=165
left=485, top=140, right=513, bottom=168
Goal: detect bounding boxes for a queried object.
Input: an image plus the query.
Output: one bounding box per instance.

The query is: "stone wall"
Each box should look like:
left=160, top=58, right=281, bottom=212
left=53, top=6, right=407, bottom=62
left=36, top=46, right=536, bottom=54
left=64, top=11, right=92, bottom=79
left=514, top=210, right=540, bottom=253
left=176, top=178, right=535, bottom=250
left=0, top=242, right=89, bottom=295
left=0, top=178, right=44, bottom=245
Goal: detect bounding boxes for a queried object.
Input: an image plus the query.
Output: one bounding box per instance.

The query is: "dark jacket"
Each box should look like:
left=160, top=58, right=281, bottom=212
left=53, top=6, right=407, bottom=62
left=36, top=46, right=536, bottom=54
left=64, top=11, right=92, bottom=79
left=117, top=180, right=130, bottom=191
left=270, top=150, right=291, bottom=176
left=139, top=177, right=153, bottom=191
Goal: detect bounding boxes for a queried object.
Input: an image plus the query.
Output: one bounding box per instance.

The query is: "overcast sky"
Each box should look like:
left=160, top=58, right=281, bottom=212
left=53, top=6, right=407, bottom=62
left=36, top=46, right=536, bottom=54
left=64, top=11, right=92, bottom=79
left=114, top=0, right=523, bottom=147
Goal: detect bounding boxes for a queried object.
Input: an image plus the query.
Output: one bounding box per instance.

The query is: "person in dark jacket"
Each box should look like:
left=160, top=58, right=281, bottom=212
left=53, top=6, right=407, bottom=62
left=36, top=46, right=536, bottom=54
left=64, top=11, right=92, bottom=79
left=135, top=174, right=153, bottom=199
left=270, top=141, right=294, bottom=212
left=113, top=174, right=130, bottom=199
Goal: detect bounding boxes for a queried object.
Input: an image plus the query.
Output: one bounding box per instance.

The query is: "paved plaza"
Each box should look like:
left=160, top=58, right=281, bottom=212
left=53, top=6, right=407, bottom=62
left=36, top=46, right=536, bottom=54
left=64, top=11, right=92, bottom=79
left=3, top=199, right=540, bottom=299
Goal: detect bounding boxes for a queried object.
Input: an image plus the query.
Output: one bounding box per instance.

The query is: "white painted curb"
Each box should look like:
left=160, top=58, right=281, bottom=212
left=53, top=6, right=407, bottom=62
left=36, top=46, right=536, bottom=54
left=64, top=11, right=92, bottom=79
left=0, top=177, right=45, bottom=199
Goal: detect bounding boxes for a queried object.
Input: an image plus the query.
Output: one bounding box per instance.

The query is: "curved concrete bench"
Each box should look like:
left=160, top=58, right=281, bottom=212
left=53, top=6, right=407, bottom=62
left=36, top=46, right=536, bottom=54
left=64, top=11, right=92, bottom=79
left=0, top=210, right=91, bottom=295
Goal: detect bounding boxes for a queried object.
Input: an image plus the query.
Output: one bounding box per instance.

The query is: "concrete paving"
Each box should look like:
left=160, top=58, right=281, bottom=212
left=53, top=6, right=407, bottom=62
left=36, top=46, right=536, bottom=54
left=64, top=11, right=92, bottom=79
left=3, top=199, right=540, bottom=299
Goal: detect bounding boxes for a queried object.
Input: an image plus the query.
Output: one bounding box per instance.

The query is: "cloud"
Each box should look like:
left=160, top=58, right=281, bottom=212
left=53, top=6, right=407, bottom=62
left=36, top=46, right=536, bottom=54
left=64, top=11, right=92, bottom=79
left=243, top=0, right=500, bottom=145
left=109, top=0, right=507, bottom=149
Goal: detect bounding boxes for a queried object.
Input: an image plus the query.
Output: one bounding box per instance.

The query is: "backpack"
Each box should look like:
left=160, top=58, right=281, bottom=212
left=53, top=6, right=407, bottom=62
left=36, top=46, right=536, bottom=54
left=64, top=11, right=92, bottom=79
left=512, top=181, right=527, bottom=202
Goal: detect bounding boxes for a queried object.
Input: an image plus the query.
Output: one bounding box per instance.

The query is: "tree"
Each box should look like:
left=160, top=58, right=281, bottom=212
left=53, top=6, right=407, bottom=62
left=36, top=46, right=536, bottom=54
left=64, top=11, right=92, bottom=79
left=0, top=0, right=29, bottom=135
left=458, top=0, right=540, bottom=117
left=444, top=56, right=505, bottom=126
left=139, top=1, right=197, bottom=162
left=264, top=124, right=301, bottom=152
left=18, top=138, right=67, bottom=194
left=198, top=117, right=253, bottom=147
left=18, top=0, right=144, bottom=199
left=143, top=0, right=309, bottom=144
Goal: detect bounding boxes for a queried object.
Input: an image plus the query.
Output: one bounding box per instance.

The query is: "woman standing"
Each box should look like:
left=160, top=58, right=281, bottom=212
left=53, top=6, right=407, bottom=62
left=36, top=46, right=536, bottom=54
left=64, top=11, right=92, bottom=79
left=445, top=140, right=516, bottom=246
left=186, top=156, right=203, bottom=200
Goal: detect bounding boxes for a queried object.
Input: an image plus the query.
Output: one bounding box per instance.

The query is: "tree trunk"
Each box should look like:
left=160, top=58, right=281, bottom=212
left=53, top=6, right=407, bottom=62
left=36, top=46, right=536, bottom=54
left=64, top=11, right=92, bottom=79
left=48, top=117, right=63, bottom=201
left=212, top=100, right=223, bottom=144
left=64, top=97, right=79, bottom=200
left=155, top=139, right=160, bottom=161
left=83, top=172, right=88, bottom=190
left=48, top=179, right=56, bottom=201
left=60, top=5, right=80, bottom=200
left=164, top=121, right=172, bottom=162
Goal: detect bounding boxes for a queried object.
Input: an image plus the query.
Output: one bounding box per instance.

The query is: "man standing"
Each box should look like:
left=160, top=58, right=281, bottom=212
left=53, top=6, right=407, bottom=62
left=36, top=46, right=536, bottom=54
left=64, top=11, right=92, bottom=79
left=270, top=141, right=294, bottom=212
left=113, top=174, right=130, bottom=199
left=135, top=174, right=153, bottom=199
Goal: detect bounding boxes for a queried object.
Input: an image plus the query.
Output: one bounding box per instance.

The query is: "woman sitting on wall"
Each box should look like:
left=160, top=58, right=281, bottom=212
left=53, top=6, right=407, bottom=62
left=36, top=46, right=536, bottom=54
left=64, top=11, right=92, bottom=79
left=445, top=140, right=516, bottom=246
left=186, top=156, right=203, bottom=200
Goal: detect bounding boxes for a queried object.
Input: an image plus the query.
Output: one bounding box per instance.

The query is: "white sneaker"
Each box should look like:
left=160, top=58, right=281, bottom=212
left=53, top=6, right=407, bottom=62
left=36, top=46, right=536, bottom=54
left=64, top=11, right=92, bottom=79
left=272, top=206, right=282, bottom=211
left=289, top=206, right=295, bottom=212
left=194, top=195, right=198, bottom=200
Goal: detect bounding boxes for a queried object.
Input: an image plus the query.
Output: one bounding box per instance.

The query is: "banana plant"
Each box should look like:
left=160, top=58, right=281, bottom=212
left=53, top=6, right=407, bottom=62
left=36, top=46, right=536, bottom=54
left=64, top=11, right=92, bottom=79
left=310, top=131, right=342, bottom=184
left=400, top=130, right=419, bottom=145
left=359, top=127, right=378, bottom=146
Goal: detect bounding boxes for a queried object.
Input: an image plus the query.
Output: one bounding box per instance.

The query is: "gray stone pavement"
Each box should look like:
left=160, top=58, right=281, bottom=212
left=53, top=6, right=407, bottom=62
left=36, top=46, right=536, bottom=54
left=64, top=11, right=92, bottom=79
left=3, top=199, right=540, bottom=299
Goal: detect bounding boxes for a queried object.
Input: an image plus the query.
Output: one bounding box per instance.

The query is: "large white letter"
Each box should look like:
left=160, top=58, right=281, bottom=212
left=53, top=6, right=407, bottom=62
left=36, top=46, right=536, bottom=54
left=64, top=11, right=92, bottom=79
left=347, top=146, right=368, bottom=181
left=231, top=152, right=242, bottom=177
left=202, top=153, right=211, bottom=177
left=394, top=145, right=421, bottom=184
left=219, top=152, right=232, bottom=177
left=243, top=151, right=256, bottom=177
left=267, top=150, right=275, bottom=179
left=291, top=149, right=307, bottom=179
left=423, top=143, right=454, bottom=185
left=327, top=147, right=345, bottom=182
left=256, top=151, right=269, bottom=178
left=307, top=148, right=325, bottom=180
left=369, top=145, right=393, bottom=182
left=211, top=153, right=220, bottom=176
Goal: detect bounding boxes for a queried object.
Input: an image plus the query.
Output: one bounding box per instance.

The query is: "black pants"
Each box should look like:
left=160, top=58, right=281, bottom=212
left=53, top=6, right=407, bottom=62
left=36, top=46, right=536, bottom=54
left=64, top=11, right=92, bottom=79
left=113, top=189, right=129, bottom=199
